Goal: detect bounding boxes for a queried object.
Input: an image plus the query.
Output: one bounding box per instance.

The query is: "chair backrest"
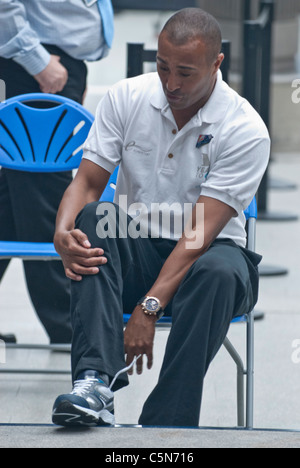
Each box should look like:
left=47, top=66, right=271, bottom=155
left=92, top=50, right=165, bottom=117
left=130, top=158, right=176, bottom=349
left=244, top=197, right=257, bottom=221
left=127, top=40, right=231, bottom=83
left=0, top=93, right=94, bottom=172
left=99, top=165, right=119, bottom=202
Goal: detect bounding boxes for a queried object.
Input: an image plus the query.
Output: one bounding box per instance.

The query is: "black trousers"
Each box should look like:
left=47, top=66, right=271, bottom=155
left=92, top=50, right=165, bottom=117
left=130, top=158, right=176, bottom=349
left=71, top=202, right=262, bottom=427
left=0, top=45, right=87, bottom=343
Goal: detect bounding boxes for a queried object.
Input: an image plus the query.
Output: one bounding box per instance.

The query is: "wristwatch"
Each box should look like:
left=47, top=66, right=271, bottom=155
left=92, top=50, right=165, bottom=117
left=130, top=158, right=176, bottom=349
left=137, top=296, right=165, bottom=320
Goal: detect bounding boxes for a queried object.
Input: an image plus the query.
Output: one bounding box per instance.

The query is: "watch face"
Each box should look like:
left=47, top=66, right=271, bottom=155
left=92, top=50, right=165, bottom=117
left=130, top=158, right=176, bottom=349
left=145, top=297, right=160, bottom=313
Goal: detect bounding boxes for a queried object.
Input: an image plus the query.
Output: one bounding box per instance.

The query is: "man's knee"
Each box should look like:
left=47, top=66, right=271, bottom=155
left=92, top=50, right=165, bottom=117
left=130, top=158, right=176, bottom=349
left=191, top=254, right=236, bottom=287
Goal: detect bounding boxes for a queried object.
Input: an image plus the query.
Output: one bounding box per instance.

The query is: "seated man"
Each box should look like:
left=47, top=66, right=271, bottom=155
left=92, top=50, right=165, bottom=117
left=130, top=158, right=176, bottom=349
left=52, top=8, right=270, bottom=427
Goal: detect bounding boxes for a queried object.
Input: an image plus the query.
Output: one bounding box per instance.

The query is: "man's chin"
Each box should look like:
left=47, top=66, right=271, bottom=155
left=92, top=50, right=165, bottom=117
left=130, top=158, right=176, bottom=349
left=167, top=99, right=185, bottom=110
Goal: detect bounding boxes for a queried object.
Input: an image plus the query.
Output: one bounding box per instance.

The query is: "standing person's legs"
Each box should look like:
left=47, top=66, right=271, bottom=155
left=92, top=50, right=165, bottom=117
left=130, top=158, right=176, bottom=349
left=3, top=169, right=74, bottom=343
left=0, top=49, right=87, bottom=343
left=139, top=239, right=261, bottom=427
left=0, top=169, right=18, bottom=342
left=0, top=169, right=16, bottom=281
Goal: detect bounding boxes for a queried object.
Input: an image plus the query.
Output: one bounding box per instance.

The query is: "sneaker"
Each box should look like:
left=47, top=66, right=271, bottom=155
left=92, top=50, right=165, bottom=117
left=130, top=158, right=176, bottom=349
left=52, top=370, right=115, bottom=427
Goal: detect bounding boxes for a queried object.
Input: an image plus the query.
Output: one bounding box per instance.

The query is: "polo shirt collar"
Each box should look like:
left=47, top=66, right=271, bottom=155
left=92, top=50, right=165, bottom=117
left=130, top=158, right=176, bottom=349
left=150, top=70, right=230, bottom=125
left=200, top=70, right=230, bottom=124
left=149, top=75, right=169, bottom=112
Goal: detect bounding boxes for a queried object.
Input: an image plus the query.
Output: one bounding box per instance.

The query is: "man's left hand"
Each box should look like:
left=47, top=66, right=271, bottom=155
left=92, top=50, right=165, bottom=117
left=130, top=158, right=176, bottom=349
left=124, top=307, right=156, bottom=375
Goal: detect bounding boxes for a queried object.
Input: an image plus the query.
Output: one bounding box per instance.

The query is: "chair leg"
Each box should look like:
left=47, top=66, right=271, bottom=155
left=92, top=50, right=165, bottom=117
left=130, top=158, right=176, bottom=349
left=246, top=312, right=255, bottom=429
left=223, top=337, right=245, bottom=427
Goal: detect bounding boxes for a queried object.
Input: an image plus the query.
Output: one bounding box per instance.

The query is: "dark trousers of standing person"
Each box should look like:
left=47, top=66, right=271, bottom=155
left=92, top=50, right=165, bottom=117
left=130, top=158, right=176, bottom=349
left=0, top=45, right=87, bottom=343
left=70, top=201, right=262, bottom=427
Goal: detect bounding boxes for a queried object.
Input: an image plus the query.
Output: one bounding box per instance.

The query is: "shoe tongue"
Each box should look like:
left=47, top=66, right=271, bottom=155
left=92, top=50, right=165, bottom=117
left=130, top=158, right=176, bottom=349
left=77, top=370, right=100, bottom=380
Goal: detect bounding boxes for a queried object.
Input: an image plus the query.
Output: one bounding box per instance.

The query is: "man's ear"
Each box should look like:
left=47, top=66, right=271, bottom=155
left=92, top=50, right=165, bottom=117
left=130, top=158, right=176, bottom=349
left=213, top=53, right=224, bottom=73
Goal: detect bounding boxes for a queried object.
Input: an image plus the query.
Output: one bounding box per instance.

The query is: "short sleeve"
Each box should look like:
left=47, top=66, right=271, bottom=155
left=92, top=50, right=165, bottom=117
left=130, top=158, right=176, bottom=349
left=200, top=110, right=270, bottom=214
left=82, top=85, right=125, bottom=173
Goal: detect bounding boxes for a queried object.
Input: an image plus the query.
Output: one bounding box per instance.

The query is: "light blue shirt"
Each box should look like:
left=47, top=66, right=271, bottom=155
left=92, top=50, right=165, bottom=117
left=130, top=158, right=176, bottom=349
left=0, top=0, right=109, bottom=76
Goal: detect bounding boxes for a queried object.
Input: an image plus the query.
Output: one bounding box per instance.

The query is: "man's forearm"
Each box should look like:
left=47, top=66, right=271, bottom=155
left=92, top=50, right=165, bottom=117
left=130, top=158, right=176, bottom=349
left=55, top=181, right=88, bottom=235
left=53, top=160, right=111, bottom=280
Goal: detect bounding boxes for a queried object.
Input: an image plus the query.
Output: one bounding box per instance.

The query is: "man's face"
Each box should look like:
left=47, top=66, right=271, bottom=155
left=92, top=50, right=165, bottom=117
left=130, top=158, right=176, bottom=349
left=157, top=32, right=223, bottom=112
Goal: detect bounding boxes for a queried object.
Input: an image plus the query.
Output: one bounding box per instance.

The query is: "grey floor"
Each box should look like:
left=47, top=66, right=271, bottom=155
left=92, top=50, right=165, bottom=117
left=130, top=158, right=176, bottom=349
left=1, top=9, right=300, bottom=449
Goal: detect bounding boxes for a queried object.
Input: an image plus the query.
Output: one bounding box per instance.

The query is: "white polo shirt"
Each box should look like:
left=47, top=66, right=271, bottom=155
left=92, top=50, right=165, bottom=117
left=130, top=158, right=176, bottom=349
left=83, top=71, right=270, bottom=247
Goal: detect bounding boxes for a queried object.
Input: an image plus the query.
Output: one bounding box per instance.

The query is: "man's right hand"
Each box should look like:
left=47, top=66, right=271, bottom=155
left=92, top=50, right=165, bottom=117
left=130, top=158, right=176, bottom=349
left=54, top=229, right=107, bottom=281
left=34, top=55, right=68, bottom=94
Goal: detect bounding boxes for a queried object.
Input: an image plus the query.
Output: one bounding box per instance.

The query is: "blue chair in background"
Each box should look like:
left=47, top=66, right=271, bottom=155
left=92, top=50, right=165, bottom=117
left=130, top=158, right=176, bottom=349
left=0, top=92, right=94, bottom=261
left=0, top=93, right=94, bottom=371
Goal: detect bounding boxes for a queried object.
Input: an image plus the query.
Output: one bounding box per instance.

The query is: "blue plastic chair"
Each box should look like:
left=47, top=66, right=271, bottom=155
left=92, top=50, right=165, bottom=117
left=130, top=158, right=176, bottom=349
left=0, top=93, right=94, bottom=260
left=0, top=93, right=94, bottom=371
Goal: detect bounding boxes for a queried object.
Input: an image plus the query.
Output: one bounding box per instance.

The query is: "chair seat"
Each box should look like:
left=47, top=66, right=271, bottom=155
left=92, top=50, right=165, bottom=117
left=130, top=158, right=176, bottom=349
left=0, top=241, right=59, bottom=259
left=123, top=313, right=247, bottom=326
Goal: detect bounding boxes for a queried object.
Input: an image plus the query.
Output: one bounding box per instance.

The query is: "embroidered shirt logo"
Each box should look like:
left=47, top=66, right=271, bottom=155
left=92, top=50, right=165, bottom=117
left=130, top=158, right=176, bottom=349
left=196, top=154, right=210, bottom=180
left=196, top=134, right=214, bottom=149
left=125, top=141, right=152, bottom=155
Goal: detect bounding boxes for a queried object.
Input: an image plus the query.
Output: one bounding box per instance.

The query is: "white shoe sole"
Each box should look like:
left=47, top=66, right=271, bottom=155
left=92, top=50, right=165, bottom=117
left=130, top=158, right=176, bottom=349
left=52, top=400, right=115, bottom=427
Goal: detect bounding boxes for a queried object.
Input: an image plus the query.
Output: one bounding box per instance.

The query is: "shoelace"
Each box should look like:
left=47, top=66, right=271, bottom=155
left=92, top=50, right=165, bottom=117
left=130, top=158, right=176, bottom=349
left=71, top=378, right=99, bottom=397
left=109, top=354, right=141, bottom=390
left=71, top=355, right=142, bottom=396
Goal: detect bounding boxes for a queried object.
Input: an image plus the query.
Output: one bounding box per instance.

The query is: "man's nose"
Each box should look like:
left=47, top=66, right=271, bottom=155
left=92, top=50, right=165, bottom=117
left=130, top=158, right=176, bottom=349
left=166, top=74, right=180, bottom=93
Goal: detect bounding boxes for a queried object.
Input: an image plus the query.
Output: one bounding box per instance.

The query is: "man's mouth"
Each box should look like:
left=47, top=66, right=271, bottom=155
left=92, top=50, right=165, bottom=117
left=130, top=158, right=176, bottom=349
left=166, top=91, right=182, bottom=102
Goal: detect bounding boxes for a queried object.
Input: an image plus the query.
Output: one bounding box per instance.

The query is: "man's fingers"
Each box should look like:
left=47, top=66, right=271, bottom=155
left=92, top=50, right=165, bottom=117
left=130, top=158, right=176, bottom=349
left=136, top=355, right=143, bottom=375
left=125, top=349, right=134, bottom=375
left=65, top=268, right=82, bottom=282
left=125, top=351, right=153, bottom=375
left=71, top=229, right=91, bottom=248
left=51, top=54, right=61, bottom=62
left=147, top=351, right=153, bottom=370
left=65, top=255, right=108, bottom=278
left=68, top=230, right=106, bottom=260
left=70, top=254, right=107, bottom=267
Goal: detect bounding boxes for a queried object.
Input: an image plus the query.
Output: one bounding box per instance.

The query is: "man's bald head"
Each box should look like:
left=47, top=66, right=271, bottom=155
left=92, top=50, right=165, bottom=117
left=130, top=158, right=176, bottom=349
left=160, top=8, right=222, bottom=65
